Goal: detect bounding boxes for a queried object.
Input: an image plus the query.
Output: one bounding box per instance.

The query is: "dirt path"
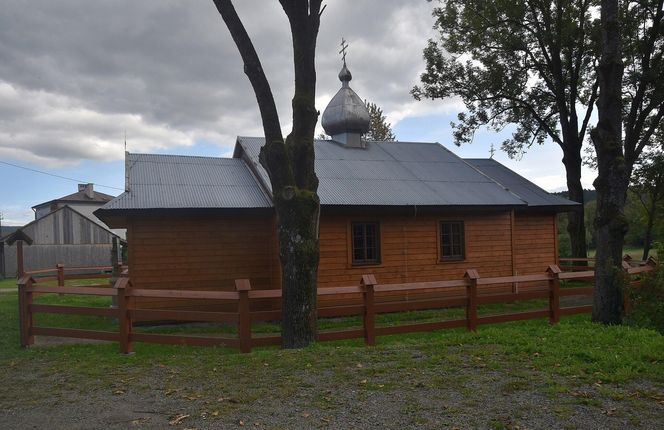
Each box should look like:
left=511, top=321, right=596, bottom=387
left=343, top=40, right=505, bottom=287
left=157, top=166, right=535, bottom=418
left=2, top=351, right=662, bottom=429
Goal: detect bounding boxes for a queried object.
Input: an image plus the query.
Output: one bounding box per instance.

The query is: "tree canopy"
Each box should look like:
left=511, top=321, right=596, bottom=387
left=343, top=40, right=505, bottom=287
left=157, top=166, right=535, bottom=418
left=365, top=101, right=396, bottom=141
left=413, top=0, right=599, bottom=259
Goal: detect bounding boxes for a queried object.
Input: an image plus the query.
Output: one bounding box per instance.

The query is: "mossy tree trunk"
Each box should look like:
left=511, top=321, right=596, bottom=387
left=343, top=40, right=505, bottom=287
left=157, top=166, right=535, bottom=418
left=213, top=0, right=323, bottom=347
left=591, top=0, right=627, bottom=324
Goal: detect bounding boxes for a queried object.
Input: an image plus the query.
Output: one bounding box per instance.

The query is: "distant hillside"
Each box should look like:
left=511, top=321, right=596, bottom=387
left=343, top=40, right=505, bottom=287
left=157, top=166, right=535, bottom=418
left=552, top=189, right=596, bottom=203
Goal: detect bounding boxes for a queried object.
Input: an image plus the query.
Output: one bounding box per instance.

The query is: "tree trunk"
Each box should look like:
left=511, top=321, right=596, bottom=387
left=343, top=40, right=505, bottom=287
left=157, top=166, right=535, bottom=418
left=213, top=0, right=323, bottom=348
left=562, top=146, right=588, bottom=258
left=591, top=0, right=626, bottom=325
left=642, top=201, right=656, bottom=260
left=275, top=190, right=320, bottom=347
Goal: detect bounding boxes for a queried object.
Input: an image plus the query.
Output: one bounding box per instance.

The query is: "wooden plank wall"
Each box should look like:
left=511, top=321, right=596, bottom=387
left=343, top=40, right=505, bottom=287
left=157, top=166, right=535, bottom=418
left=125, top=210, right=557, bottom=311
left=513, top=212, right=556, bottom=275
left=1, top=244, right=114, bottom=275
left=127, top=214, right=278, bottom=310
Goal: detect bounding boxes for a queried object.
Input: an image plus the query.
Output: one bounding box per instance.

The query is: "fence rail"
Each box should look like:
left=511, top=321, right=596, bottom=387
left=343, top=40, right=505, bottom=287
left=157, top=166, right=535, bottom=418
left=17, top=260, right=657, bottom=354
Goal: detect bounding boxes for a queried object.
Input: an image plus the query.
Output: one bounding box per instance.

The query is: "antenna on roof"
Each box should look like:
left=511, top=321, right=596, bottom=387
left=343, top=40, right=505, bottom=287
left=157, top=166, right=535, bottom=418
left=124, top=129, right=127, bottom=152
left=489, top=143, right=496, bottom=159
left=339, top=37, right=349, bottom=65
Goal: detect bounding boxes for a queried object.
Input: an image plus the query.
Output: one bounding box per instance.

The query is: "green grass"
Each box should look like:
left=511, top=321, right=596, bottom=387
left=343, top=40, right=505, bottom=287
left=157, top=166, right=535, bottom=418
left=1, top=290, right=662, bottom=387
left=0, top=278, right=17, bottom=289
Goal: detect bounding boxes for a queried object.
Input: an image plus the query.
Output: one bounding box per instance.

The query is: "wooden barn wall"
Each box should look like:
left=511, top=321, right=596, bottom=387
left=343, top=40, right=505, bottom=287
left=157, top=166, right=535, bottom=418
left=2, top=243, right=114, bottom=275
left=317, top=212, right=514, bottom=290
left=513, top=212, right=557, bottom=275
left=127, top=214, right=279, bottom=310
left=125, top=210, right=559, bottom=311
left=24, top=208, right=114, bottom=245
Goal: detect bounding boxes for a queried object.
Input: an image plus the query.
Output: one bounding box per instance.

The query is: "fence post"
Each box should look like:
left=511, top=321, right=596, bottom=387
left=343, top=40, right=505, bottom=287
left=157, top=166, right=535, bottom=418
left=646, top=256, right=657, bottom=268
left=56, top=264, right=65, bottom=287
left=116, top=277, right=133, bottom=354
left=547, top=265, right=562, bottom=324
left=361, top=274, right=377, bottom=346
left=464, top=269, right=479, bottom=332
left=17, top=275, right=34, bottom=347
left=16, top=240, right=25, bottom=278
left=236, top=279, right=252, bottom=353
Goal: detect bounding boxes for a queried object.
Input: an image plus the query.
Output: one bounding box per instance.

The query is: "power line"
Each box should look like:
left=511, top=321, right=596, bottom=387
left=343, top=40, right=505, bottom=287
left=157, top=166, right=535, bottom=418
left=0, top=160, right=124, bottom=191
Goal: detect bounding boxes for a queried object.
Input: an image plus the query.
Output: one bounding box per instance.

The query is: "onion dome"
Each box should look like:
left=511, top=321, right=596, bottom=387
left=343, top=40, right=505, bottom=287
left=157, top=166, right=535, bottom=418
left=321, top=63, right=370, bottom=147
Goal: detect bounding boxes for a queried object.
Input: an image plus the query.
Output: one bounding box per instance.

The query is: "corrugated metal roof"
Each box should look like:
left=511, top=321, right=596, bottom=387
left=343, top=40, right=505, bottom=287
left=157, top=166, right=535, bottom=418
left=102, top=153, right=272, bottom=210
left=465, top=158, right=580, bottom=207
left=237, top=137, right=528, bottom=207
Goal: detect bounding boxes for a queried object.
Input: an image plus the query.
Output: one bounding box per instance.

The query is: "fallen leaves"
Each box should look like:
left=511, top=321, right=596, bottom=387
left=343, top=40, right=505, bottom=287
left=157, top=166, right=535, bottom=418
left=169, top=414, right=190, bottom=426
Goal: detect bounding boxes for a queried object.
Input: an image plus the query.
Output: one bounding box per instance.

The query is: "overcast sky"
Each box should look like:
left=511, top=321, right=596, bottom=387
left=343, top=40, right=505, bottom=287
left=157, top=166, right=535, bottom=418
left=0, top=0, right=596, bottom=225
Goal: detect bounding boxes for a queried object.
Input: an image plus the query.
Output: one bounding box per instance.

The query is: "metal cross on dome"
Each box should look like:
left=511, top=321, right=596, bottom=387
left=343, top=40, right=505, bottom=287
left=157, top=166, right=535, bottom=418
left=339, top=38, right=349, bottom=65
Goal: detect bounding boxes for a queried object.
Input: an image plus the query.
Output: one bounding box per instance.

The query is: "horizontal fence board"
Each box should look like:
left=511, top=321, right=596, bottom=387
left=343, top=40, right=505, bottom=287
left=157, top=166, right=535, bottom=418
left=559, top=270, right=595, bottom=280
left=628, top=266, right=653, bottom=274
left=477, top=274, right=550, bottom=285
left=318, top=328, right=364, bottom=341
left=65, top=273, right=111, bottom=280
left=374, top=279, right=467, bottom=293
left=30, top=304, right=119, bottom=317
left=317, top=286, right=364, bottom=296
left=375, top=319, right=466, bottom=336
left=251, top=336, right=281, bottom=347
left=129, top=289, right=239, bottom=300
left=478, top=309, right=549, bottom=325
left=477, top=290, right=548, bottom=305
left=318, top=304, right=364, bottom=317
left=130, top=332, right=239, bottom=348
left=130, top=308, right=238, bottom=323
left=375, top=297, right=466, bottom=313
left=31, top=326, right=119, bottom=342
left=63, top=266, right=112, bottom=272
left=28, top=285, right=117, bottom=296
left=560, top=305, right=593, bottom=315
left=247, top=290, right=282, bottom=299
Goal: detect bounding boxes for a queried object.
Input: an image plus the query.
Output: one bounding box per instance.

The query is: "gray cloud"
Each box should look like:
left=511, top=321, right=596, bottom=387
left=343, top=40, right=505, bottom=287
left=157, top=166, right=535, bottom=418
left=0, top=0, right=451, bottom=166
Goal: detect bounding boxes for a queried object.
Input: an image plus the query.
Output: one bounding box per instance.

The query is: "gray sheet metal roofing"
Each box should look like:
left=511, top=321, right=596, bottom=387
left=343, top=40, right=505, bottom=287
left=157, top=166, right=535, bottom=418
left=465, top=158, right=580, bottom=208
left=236, top=137, right=528, bottom=207
left=101, top=153, right=272, bottom=210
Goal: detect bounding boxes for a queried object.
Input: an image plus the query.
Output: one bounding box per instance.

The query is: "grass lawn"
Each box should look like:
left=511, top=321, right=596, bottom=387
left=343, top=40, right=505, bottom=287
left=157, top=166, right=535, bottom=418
left=1, top=289, right=663, bottom=429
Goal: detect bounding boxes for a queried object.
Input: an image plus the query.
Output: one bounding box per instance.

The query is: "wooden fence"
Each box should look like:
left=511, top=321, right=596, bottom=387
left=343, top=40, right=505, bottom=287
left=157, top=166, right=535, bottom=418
left=17, top=261, right=656, bottom=354
left=25, top=263, right=116, bottom=287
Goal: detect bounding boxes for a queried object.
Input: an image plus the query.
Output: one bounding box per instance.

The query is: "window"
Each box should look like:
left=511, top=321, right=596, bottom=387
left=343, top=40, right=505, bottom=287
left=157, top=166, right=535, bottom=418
left=351, top=222, right=380, bottom=265
left=440, top=221, right=465, bottom=261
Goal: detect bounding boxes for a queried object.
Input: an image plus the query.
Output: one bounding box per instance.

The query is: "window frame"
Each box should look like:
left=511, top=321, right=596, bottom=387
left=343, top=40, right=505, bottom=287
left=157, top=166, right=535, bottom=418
left=438, top=220, right=466, bottom=262
left=349, top=221, right=381, bottom=266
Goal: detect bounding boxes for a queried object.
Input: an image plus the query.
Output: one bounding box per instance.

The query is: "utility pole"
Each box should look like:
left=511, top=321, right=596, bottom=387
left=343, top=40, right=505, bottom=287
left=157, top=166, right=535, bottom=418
left=0, top=212, right=5, bottom=279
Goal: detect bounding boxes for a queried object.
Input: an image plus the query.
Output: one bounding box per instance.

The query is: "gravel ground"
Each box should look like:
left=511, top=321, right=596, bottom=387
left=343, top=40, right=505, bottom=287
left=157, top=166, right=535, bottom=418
left=1, top=348, right=663, bottom=430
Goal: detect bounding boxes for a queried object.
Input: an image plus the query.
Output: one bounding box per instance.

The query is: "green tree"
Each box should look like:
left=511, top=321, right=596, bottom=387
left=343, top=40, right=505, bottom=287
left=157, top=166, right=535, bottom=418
left=413, top=0, right=599, bottom=260
left=631, top=145, right=664, bottom=260
left=591, top=0, right=664, bottom=324
left=365, top=101, right=396, bottom=141
left=212, top=0, right=324, bottom=348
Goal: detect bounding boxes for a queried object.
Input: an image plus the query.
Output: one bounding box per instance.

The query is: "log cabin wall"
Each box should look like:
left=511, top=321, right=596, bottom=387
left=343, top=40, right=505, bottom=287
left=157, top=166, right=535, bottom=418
left=317, top=211, right=514, bottom=288
left=125, top=209, right=557, bottom=311
left=127, top=213, right=279, bottom=310
left=513, top=211, right=557, bottom=275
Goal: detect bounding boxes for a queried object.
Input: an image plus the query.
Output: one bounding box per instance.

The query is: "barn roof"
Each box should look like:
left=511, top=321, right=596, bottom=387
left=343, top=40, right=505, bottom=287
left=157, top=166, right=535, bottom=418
left=100, top=153, right=272, bottom=210
left=32, top=187, right=115, bottom=210
left=465, top=158, right=579, bottom=208
left=97, top=139, right=579, bottom=217
left=236, top=137, right=529, bottom=207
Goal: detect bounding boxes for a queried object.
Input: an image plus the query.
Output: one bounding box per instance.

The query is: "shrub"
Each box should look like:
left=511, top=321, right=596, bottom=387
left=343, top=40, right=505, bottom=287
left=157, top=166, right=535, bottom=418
left=625, top=243, right=664, bottom=334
